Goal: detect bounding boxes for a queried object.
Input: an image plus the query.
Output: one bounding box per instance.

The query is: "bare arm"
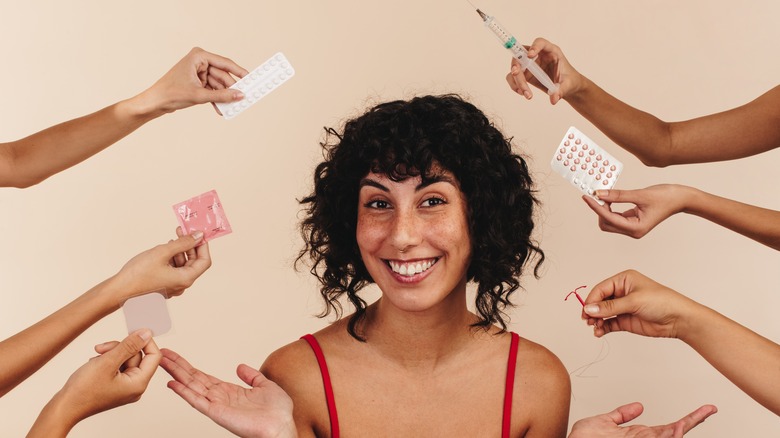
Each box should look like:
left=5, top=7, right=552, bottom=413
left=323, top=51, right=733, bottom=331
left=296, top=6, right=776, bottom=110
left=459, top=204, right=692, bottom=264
left=506, top=38, right=780, bottom=167
left=682, top=187, right=780, bottom=251
left=0, top=47, right=247, bottom=188
left=583, top=184, right=780, bottom=250
left=584, top=270, right=780, bottom=415
left=680, top=301, right=780, bottom=416
left=521, top=341, right=571, bottom=438
left=0, top=231, right=209, bottom=398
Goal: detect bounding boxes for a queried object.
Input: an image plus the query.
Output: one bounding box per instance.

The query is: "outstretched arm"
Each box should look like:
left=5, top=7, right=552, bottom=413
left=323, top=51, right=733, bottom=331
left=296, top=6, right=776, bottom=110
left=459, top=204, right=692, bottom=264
left=505, top=38, right=780, bottom=167
left=581, top=184, right=780, bottom=251
left=0, top=230, right=210, bottom=398
left=583, top=270, right=780, bottom=415
left=0, top=47, right=247, bottom=188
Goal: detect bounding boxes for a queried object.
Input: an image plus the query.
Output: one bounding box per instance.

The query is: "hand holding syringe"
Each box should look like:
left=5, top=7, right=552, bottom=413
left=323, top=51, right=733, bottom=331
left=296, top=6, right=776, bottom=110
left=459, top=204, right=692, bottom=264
left=476, top=9, right=559, bottom=95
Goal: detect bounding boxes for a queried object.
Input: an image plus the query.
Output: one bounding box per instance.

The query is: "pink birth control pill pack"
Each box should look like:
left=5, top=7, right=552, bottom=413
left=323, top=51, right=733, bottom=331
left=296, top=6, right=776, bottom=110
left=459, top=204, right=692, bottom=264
left=172, top=189, right=232, bottom=243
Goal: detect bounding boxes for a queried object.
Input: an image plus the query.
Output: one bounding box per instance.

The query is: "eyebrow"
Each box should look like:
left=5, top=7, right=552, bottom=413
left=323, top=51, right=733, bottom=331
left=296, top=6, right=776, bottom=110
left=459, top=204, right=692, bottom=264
left=358, top=174, right=456, bottom=192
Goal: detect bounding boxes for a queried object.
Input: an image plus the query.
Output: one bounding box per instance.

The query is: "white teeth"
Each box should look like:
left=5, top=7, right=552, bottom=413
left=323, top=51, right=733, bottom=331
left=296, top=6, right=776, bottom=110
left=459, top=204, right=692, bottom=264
left=389, top=259, right=435, bottom=277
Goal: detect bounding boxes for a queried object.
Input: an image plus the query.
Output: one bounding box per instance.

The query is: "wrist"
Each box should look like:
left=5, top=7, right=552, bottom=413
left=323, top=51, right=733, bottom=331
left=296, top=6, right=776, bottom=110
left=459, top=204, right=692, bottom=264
left=674, top=297, right=713, bottom=345
left=678, top=185, right=706, bottom=216
left=278, top=417, right=299, bottom=438
left=28, top=392, right=78, bottom=438
left=247, top=413, right=297, bottom=438
left=562, top=73, right=591, bottom=105
left=118, top=87, right=170, bottom=122
left=95, top=275, right=133, bottom=312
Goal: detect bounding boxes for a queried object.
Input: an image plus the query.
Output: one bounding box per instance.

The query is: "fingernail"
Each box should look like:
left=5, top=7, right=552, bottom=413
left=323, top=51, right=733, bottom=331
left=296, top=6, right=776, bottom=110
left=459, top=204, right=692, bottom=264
left=511, top=66, right=519, bottom=74
left=192, top=231, right=204, bottom=241
left=595, top=190, right=607, bottom=198
left=232, top=91, right=245, bottom=100
left=138, top=329, right=153, bottom=341
left=584, top=304, right=599, bottom=315
left=524, top=91, right=532, bottom=99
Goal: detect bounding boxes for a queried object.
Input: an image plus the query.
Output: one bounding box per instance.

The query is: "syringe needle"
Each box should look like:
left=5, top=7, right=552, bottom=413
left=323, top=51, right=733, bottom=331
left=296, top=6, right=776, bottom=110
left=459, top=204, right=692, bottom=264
left=475, top=8, right=559, bottom=94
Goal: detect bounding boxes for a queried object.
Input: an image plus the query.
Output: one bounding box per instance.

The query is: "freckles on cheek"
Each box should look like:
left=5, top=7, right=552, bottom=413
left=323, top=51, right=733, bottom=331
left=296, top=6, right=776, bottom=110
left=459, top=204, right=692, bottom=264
left=356, top=215, right=383, bottom=249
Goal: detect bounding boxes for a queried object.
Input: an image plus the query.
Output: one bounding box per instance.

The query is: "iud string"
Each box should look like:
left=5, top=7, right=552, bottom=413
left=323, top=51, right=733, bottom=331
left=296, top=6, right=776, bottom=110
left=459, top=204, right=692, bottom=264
left=564, top=285, right=587, bottom=307
left=564, top=284, right=611, bottom=380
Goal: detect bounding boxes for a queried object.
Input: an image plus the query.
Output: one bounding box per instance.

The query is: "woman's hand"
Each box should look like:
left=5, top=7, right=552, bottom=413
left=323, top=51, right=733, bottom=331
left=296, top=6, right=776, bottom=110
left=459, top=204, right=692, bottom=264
left=505, top=37, right=585, bottom=104
left=569, top=402, right=717, bottom=438
left=111, top=228, right=211, bottom=303
left=160, top=349, right=297, bottom=438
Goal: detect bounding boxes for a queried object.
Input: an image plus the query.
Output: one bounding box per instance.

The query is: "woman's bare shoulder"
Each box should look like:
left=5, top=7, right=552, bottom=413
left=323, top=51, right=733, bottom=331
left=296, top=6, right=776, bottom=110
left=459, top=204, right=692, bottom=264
left=260, top=330, right=340, bottom=436
left=513, top=336, right=571, bottom=437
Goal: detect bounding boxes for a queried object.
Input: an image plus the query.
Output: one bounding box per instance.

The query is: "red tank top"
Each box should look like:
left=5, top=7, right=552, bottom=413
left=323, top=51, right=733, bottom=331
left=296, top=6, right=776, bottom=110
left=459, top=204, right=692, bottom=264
left=301, top=332, right=520, bottom=438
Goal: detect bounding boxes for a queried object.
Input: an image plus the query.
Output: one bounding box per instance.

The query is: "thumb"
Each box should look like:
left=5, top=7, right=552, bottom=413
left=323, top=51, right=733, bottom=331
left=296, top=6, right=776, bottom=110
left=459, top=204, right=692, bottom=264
left=583, top=296, right=635, bottom=319
left=237, top=364, right=267, bottom=388
left=94, top=340, right=120, bottom=355
left=594, top=189, right=638, bottom=204
left=103, top=329, right=153, bottom=367
left=608, top=402, right=644, bottom=425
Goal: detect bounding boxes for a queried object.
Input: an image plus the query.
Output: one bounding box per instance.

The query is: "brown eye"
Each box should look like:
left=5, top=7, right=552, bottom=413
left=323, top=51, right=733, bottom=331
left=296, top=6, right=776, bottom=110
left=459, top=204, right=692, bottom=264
left=366, top=200, right=391, bottom=209
left=421, top=197, right=446, bottom=207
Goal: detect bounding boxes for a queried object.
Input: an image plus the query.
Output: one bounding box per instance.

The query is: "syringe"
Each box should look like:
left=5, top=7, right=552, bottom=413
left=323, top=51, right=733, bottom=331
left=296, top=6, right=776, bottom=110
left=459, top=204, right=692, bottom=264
left=476, top=9, right=558, bottom=95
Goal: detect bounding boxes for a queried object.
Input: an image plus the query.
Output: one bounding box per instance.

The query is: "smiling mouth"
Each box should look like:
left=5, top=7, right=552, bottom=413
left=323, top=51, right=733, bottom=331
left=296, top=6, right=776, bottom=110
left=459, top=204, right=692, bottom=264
left=386, top=258, right=439, bottom=277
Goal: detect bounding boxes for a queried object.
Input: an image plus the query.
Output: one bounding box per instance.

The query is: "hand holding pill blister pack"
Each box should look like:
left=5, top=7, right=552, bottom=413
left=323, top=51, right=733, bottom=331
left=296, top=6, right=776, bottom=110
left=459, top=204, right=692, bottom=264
left=550, top=126, right=623, bottom=205
left=215, top=52, right=295, bottom=120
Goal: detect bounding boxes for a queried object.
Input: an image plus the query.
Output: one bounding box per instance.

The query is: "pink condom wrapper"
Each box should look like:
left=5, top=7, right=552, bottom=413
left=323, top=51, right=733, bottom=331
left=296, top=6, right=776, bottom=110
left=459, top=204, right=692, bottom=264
left=172, top=189, right=233, bottom=243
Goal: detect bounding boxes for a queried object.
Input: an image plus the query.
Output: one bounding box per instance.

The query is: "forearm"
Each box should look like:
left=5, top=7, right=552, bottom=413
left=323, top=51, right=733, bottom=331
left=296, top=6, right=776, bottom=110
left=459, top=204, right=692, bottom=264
left=0, top=277, right=122, bottom=397
left=27, top=394, right=77, bottom=438
left=566, top=82, right=780, bottom=167
left=680, top=304, right=780, bottom=415
left=0, top=95, right=158, bottom=188
left=564, top=76, right=673, bottom=167
left=684, top=188, right=780, bottom=251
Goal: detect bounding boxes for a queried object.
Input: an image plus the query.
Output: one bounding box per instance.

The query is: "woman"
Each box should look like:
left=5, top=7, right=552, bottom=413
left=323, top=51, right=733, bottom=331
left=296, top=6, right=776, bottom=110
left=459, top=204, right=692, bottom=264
left=261, top=94, right=570, bottom=437
left=159, top=95, right=716, bottom=438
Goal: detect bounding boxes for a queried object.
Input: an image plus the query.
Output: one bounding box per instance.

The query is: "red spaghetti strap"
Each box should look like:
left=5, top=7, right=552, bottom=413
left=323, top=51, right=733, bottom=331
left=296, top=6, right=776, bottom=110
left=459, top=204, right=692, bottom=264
left=301, top=334, right=340, bottom=438
left=502, top=332, right=520, bottom=438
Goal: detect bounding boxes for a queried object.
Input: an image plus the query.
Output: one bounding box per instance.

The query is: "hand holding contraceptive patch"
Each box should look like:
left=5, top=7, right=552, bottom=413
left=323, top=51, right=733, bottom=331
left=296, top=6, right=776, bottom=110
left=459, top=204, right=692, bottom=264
left=172, top=189, right=232, bottom=244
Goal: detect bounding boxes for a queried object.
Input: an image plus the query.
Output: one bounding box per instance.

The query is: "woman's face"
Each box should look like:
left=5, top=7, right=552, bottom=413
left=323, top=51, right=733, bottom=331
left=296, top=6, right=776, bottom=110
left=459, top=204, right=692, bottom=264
left=356, top=168, right=472, bottom=312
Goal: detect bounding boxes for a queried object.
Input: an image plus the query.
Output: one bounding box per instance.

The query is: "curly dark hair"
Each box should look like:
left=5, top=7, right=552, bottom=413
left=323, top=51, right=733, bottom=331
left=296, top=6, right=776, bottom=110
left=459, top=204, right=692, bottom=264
left=297, top=94, right=544, bottom=340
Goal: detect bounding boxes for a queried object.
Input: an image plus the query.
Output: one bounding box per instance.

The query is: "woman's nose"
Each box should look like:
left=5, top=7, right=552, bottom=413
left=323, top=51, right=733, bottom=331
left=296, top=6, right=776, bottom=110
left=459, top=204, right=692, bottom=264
left=390, top=210, right=422, bottom=253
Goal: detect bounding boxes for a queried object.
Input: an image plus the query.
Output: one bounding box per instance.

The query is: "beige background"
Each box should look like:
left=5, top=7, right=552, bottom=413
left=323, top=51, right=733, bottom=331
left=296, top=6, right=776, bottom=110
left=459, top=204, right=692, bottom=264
left=1, top=0, right=778, bottom=436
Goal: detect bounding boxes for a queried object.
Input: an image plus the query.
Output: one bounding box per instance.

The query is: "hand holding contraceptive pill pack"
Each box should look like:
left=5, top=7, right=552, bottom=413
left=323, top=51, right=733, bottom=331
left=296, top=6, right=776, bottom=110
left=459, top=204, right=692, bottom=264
left=122, top=189, right=234, bottom=337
